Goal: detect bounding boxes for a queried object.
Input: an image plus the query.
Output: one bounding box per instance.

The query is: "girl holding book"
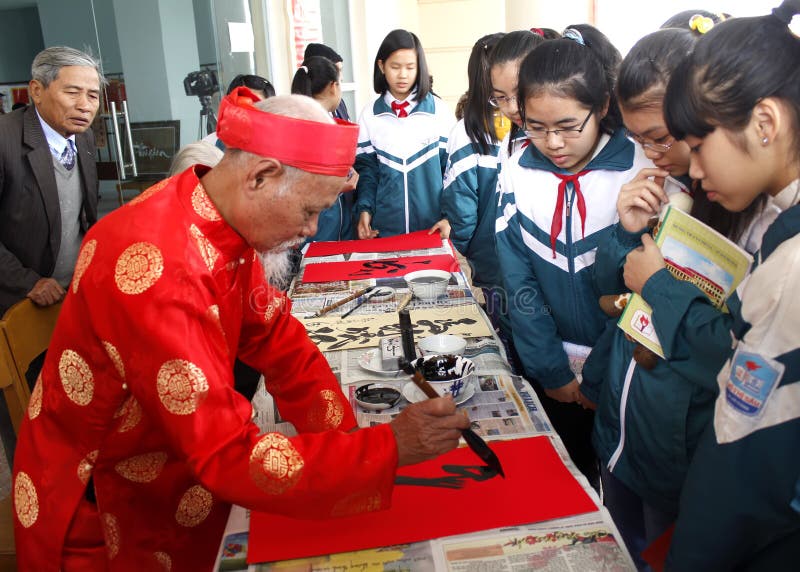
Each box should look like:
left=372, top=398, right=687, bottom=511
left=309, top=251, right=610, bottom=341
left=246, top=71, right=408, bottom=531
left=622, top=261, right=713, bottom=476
left=354, top=29, right=454, bottom=238
left=495, top=25, right=651, bottom=486
left=658, top=2, right=800, bottom=568
left=579, top=27, right=776, bottom=570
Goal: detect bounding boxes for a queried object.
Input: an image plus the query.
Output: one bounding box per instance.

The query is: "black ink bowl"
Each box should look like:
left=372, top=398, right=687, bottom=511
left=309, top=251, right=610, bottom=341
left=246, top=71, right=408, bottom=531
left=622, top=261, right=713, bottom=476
left=355, top=383, right=402, bottom=410
left=410, top=354, right=476, bottom=399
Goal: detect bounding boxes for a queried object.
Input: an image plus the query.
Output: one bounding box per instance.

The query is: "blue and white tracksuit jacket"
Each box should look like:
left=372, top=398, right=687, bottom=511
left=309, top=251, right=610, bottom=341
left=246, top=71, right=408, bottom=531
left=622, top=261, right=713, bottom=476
left=582, top=189, right=778, bottom=516
left=495, top=130, right=655, bottom=389
left=667, top=180, right=800, bottom=571
left=441, top=122, right=526, bottom=288
left=354, top=92, right=454, bottom=237
left=311, top=192, right=355, bottom=243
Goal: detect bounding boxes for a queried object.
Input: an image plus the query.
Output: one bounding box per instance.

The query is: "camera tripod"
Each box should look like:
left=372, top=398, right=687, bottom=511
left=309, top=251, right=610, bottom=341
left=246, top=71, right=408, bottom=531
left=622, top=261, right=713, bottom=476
left=197, top=95, right=218, bottom=139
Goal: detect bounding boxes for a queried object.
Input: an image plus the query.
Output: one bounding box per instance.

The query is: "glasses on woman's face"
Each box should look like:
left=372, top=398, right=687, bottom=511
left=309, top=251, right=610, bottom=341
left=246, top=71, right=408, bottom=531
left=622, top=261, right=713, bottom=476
left=629, top=132, right=675, bottom=154
left=488, top=94, right=517, bottom=108
left=524, top=109, right=593, bottom=140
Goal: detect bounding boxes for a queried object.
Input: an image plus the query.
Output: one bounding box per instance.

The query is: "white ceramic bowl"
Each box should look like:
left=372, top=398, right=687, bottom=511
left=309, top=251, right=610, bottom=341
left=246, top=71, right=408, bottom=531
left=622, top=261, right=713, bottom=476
left=418, top=334, right=467, bottom=356
left=411, top=354, right=476, bottom=399
left=404, top=270, right=450, bottom=301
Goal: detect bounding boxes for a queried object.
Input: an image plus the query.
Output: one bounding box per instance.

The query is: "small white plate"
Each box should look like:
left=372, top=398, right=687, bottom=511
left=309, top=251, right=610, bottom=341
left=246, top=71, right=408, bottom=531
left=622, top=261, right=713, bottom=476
left=402, top=380, right=476, bottom=405
left=358, top=349, right=404, bottom=375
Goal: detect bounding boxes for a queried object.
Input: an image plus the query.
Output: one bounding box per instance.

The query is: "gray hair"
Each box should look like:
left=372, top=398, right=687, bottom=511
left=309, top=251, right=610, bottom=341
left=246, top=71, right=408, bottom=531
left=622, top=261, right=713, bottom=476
left=31, top=46, right=106, bottom=88
left=254, top=93, right=333, bottom=123
left=169, top=141, right=224, bottom=175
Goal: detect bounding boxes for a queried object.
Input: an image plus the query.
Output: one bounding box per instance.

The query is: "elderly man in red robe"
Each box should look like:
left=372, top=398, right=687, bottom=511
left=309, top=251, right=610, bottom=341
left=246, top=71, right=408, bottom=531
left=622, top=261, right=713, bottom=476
left=12, top=89, right=470, bottom=571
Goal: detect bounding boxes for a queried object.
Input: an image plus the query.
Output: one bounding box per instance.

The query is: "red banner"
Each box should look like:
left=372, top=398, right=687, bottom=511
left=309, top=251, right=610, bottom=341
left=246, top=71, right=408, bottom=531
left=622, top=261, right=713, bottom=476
left=305, top=230, right=444, bottom=258
left=248, top=436, right=597, bottom=563
left=301, top=254, right=458, bottom=283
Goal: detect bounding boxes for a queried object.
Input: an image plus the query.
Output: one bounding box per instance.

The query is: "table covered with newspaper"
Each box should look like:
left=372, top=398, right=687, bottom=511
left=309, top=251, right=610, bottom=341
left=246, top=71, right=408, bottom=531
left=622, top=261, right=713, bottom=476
left=214, top=239, right=635, bottom=571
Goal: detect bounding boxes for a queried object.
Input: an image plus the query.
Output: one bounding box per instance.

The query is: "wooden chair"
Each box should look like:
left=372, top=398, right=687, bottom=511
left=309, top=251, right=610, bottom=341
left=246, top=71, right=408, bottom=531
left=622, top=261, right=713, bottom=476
left=0, top=494, right=16, bottom=571
left=0, top=300, right=62, bottom=433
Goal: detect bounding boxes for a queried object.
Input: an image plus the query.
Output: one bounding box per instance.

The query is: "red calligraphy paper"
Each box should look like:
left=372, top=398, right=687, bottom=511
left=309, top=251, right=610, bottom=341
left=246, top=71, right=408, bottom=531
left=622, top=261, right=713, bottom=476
left=301, top=254, right=458, bottom=283
left=247, top=436, right=597, bottom=563
left=306, top=230, right=443, bottom=258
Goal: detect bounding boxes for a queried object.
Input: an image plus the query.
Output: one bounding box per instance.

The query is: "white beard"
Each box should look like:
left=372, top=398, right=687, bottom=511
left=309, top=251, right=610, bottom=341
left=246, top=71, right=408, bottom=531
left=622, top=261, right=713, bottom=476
left=259, top=238, right=304, bottom=290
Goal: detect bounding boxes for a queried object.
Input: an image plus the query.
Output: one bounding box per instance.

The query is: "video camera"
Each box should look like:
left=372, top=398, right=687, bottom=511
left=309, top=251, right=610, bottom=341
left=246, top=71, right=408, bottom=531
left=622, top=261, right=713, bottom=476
left=183, top=70, right=219, bottom=98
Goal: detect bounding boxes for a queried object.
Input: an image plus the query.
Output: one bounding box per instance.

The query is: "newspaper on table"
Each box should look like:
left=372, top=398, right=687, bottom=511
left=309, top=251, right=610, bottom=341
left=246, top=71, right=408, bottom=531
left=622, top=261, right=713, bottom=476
left=435, top=511, right=635, bottom=571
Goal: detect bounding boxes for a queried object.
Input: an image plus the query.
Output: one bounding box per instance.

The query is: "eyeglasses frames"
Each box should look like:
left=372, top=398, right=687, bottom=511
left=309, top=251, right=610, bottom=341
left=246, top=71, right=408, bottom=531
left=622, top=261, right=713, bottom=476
left=523, top=109, right=594, bottom=140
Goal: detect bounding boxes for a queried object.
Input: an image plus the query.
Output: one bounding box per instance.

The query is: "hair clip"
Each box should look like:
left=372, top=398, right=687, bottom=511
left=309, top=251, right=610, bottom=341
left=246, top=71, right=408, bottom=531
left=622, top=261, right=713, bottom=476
left=689, top=14, right=714, bottom=34
left=530, top=28, right=545, bottom=38
left=562, top=28, right=585, bottom=46
left=299, top=65, right=309, bottom=73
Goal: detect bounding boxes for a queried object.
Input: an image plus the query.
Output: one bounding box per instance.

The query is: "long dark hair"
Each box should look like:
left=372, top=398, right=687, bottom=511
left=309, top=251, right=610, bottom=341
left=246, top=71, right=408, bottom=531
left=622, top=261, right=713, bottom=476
left=373, top=29, right=431, bottom=102
left=664, top=1, right=800, bottom=145
left=290, top=56, right=339, bottom=98
left=617, top=28, right=695, bottom=111
left=664, top=1, right=800, bottom=239
left=462, top=33, right=505, bottom=155
left=489, top=30, right=545, bottom=154
left=518, top=24, right=623, bottom=135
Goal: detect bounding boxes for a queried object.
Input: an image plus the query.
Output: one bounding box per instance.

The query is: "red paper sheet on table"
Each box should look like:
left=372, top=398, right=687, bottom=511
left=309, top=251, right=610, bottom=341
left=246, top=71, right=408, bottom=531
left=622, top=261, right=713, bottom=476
left=301, top=254, right=458, bottom=283
left=247, top=436, right=596, bottom=564
left=306, top=230, right=443, bottom=257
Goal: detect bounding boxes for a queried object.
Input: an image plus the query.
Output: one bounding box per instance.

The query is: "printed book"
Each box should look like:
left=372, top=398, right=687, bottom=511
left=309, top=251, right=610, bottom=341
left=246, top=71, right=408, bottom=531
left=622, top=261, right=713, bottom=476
left=618, top=205, right=752, bottom=358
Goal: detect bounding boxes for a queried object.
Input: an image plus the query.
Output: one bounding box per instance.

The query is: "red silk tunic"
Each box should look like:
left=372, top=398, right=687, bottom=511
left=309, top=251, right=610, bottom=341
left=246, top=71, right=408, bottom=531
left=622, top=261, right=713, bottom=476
left=12, top=166, right=398, bottom=571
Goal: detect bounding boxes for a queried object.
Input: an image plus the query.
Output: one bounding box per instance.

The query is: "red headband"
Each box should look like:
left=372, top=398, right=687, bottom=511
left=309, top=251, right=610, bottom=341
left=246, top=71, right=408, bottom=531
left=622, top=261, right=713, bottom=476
left=216, top=87, right=359, bottom=177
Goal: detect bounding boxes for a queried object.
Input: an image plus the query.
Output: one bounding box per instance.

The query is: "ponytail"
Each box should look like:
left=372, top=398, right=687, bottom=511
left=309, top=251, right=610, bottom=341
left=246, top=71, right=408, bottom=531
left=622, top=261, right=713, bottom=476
left=290, top=56, right=339, bottom=98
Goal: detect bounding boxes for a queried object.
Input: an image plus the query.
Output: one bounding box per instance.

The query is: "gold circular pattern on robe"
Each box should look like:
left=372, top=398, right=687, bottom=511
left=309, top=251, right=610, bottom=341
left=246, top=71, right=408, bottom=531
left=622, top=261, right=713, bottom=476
left=72, top=239, right=97, bottom=294
left=128, top=177, right=170, bottom=206
left=153, top=551, right=172, bottom=571
left=191, top=184, right=221, bottom=221
left=308, top=389, right=345, bottom=431
left=115, top=242, right=164, bottom=295
left=249, top=433, right=304, bottom=495
left=157, top=360, right=209, bottom=415
left=58, top=349, right=94, bottom=406
left=190, top=224, right=220, bottom=272
left=14, top=472, right=39, bottom=528
left=102, top=341, right=126, bottom=380
left=101, top=513, right=121, bottom=559
left=330, top=491, right=383, bottom=518
left=28, top=375, right=43, bottom=419
left=264, top=297, right=283, bottom=323
left=115, top=396, right=143, bottom=432
left=77, top=450, right=99, bottom=485
left=115, top=451, right=168, bottom=483
left=175, top=485, right=213, bottom=527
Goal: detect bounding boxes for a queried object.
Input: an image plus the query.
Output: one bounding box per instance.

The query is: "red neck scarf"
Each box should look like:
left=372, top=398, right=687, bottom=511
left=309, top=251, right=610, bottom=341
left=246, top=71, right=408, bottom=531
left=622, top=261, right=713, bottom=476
left=391, top=100, right=409, bottom=118
left=549, top=171, right=590, bottom=258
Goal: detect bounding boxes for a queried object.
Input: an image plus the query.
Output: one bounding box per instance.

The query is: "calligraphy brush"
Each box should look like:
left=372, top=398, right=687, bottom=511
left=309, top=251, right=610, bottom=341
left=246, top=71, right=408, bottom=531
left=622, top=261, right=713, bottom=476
left=311, top=286, right=375, bottom=318
left=340, top=288, right=392, bottom=319
left=397, top=307, right=505, bottom=478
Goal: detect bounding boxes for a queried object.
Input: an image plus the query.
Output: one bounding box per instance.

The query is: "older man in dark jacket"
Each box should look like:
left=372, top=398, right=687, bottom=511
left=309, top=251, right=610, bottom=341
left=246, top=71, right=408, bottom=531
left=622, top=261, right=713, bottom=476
left=0, top=46, right=102, bottom=314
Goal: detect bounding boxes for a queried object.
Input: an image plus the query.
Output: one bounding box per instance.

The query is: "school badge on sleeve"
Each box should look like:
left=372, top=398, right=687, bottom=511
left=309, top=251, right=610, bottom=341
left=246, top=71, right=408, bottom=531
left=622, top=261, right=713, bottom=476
left=725, top=345, right=784, bottom=418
